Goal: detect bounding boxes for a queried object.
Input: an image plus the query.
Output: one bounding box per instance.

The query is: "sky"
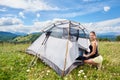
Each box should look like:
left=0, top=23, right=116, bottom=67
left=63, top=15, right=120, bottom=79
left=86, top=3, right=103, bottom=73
left=0, top=0, right=120, bottom=34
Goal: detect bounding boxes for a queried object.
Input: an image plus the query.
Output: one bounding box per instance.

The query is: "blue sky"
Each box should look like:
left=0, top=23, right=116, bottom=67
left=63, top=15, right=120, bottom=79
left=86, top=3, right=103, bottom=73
left=0, top=0, right=120, bottom=34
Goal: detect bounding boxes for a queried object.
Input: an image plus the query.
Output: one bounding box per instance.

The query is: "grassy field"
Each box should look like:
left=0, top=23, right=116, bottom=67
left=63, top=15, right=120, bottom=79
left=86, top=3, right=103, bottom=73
left=0, top=42, right=120, bottom=80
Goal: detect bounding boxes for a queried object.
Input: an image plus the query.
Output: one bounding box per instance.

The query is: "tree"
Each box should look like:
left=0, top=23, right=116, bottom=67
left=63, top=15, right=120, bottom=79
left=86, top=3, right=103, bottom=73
left=98, top=38, right=110, bottom=41
left=116, top=35, right=120, bottom=41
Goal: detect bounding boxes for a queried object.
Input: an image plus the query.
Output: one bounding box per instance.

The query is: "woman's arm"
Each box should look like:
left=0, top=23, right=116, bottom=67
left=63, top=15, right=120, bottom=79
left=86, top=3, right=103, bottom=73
left=84, top=42, right=97, bottom=57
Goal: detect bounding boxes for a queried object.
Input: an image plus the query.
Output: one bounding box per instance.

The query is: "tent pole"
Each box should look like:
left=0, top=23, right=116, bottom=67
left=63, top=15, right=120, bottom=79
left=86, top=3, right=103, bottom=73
left=28, top=54, right=37, bottom=68
left=28, top=24, right=53, bottom=69
left=28, top=34, right=49, bottom=69
left=62, top=21, right=71, bottom=77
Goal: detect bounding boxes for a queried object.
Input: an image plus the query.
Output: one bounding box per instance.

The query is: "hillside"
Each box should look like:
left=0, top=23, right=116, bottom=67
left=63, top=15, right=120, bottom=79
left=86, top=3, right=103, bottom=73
left=12, top=33, right=41, bottom=43
left=0, top=31, right=42, bottom=43
left=0, top=31, right=17, bottom=41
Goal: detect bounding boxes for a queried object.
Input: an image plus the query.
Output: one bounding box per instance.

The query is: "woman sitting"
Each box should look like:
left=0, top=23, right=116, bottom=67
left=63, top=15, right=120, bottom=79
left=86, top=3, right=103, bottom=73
left=83, top=31, right=103, bottom=70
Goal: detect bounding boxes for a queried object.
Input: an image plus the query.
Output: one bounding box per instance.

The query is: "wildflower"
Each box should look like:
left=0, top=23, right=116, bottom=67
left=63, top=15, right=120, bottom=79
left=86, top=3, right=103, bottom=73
left=21, top=57, right=24, bottom=60
left=46, top=73, right=48, bottom=75
left=78, top=74, right=80, bottom=76
left=47, top=70, right=50, bottom=73
left=34, top=61, right=36, bottom=64
left=78, top=70, right=84, bottom=73
left=64, top=77, right=68, bottom=80
left=102, top=66, right=104, bottom=69
left=10, top=67, right=13, bottom=71
left=82, top=72, right=85, bottom=75
left=113, top=73, right=116, bottom=75
left=41, top=71, right=44, bottom=74
left=84, top=75, right=87, bottom=78
left=26, top=69, right=30, bottom=72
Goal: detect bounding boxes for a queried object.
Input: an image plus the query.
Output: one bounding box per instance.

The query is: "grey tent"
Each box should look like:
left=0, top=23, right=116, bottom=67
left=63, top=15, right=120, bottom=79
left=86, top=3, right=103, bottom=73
left=26, top=20, right=90, bottom=76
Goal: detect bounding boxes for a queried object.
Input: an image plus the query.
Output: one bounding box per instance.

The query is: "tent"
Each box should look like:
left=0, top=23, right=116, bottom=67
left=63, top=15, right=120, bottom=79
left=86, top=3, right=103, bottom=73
left=26, top=20, right=90, bottom=76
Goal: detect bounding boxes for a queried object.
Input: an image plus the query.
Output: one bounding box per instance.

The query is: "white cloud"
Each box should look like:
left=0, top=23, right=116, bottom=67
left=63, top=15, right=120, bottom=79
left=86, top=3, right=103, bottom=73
left=19, top=12, right=25, bottom=19
left=0, top=17, right=22, bottom=26
left=36, top=13, right=40, bottom=18
left=33, top=18, right=67, bottom=31
left=0, top=24, right=29, bottom=33
left=0, top=0, right=59, bottom=12
left=49, top=6, right=102, bottom=18
left=3, top=14, right=16, bottom=17
left=104, top=6, right=110, bottom=12
left=0, top=8, right=7, bottom=12
left=46, top=0, right=111, bottom=18
left=0, top=18, right=120, bottom=35
left=0, top=18, right=67, bottom=33
left=84, top=18, right=120, bottom=34
left=0, top=0, right=114, bottom=19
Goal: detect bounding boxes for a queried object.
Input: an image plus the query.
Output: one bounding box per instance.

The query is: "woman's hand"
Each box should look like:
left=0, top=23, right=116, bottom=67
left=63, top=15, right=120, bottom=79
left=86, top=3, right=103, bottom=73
left=87, top=48, right=90, bottom=52
left=83, top=54, right=89, bottom=57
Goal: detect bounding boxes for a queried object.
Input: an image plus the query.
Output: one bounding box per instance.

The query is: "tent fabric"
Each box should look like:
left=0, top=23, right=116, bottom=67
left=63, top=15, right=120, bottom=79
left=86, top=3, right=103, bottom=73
left=26, top=20, right=90, bottom=76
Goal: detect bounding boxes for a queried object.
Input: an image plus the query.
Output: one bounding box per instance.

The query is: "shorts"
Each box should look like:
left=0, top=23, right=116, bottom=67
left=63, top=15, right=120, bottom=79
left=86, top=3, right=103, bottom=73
left=92, top=55, right=103, bottom=64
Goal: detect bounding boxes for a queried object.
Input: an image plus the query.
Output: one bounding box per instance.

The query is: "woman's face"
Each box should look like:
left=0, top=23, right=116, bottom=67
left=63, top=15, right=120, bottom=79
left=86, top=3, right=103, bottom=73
left=89, top=33, right=96, bottom=41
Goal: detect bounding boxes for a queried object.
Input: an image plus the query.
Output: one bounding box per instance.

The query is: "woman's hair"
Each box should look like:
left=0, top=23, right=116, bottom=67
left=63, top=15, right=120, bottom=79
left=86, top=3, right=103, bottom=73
left=90, top=31, right=96, bottom=36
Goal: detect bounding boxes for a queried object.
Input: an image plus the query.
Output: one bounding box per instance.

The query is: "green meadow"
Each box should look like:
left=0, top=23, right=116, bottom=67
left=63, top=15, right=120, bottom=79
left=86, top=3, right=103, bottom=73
left=0, top=42, right=120, bottom=80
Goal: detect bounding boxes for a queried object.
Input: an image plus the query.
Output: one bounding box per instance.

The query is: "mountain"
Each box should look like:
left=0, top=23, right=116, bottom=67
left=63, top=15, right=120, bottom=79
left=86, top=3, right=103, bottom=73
left=0, top=31, right=119, bottom=42
left=0, top=31, right=42, bottom=42
left=97, top=32, right=120, bottom=41
left=98, top=32, right=120, bottom=36
left=13, top=32, right=27, bottom=36
left=98, top=35, right=116, bottom=41
left=0, top=31, right=17, bottom=41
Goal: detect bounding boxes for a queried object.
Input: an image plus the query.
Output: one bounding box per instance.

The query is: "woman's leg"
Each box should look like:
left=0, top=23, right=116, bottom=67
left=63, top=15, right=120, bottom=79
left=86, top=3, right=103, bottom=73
left=84, top=59, right=97, bottom=65
left=84, top=59, right=102, bottom=70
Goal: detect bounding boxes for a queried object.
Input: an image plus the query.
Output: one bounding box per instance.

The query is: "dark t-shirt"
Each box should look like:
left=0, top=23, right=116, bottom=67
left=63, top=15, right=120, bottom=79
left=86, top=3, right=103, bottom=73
left=76, top=43, right=99, bottom=60
left=88, top=44, right=99, bottom=58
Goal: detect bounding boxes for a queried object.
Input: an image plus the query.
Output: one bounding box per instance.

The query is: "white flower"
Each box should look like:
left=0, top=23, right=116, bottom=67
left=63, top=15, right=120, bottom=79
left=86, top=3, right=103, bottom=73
left=82, top=72, right=85, bottom=75
left=78, top=74, right=80, bottom=76
left=47, top=70, right=50, bottom=73
left=78, top=71, right=82, bottom=74
left=84, top=75, right=87, bottom=78
left=46, top=73, right=48, bottom=75
left=64, top=77, right=68, bottom=80
left=26, top=69, right=30, bottom=72
left=41, top=71, right=44, bottom=73
left=78, top=70, right=84, bottom=73
left=34, top=62, right=36, bottom=64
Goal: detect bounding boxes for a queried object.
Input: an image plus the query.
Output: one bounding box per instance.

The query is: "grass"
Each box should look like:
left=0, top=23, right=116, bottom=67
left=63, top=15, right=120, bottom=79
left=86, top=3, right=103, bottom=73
left=0, top=42, right=120, bottom=80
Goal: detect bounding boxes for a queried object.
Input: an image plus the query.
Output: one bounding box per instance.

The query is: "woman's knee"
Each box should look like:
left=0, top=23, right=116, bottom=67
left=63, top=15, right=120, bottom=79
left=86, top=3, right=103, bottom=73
left=84, top=59, right=96, bottom=64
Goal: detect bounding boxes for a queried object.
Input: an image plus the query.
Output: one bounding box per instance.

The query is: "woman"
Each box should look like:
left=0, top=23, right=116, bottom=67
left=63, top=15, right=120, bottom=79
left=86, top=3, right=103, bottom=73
left=83, top=31, right=103, bottom=70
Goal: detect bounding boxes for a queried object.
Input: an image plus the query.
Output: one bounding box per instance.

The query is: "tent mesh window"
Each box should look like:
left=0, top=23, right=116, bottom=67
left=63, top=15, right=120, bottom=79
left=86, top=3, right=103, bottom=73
left=69, top=27, right=79, bottom=41
left=49, top=26, right=88, bottom=41
left=79, top=29, right=86, bottom=38
left=50, top=27, right=63, bottom=38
